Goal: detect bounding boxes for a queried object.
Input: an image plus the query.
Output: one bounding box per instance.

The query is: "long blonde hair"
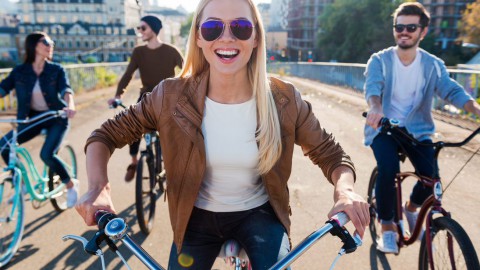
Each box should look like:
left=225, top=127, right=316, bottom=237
left=180, top=0, right=282, bottom=174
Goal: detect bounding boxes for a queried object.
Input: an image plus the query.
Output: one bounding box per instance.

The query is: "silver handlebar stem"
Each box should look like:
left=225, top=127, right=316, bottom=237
left=121, top=235, right=165, bottom=270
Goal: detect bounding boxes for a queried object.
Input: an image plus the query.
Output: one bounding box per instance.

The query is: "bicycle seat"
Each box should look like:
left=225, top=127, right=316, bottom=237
left=218, top=239, right=249, bottom=261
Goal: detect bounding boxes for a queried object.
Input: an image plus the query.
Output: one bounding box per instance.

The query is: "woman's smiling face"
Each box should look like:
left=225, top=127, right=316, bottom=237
left=196, top=0, right=258, bottom=77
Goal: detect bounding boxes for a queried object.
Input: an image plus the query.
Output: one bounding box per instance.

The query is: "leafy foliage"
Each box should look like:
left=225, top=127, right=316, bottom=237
left=459, top=0, right=480, bottom=46
left=180, top=13, right=194, bottom=38
left=317, top=0, right=403, bottom=63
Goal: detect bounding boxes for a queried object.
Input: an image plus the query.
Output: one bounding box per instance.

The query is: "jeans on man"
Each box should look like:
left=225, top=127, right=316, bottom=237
left=371, top=128, right=436, bottom=223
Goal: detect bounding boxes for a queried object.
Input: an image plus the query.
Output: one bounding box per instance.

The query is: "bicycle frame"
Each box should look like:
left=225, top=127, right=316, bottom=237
left=142, top=131, right=163, bottom=179
left=376, top=116, right=480, bottom=269
left=0, top=111, right=69, bottom=202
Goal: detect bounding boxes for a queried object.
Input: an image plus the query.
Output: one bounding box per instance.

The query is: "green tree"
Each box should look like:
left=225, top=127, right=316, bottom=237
left=459, top=0, right=480, bottom=46
left=317, top=0, right=403, bottom=63
left=180, top=13, right=194, bottom=38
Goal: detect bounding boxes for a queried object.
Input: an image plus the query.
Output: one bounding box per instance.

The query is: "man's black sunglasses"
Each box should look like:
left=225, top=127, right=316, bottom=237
left=394, top=24, right=423, bottom=33
left=136, top=25, right=147, bottom=31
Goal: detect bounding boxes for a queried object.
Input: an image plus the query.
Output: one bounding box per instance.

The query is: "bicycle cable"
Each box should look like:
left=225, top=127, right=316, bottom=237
left=328, top=249, right=346, bottom=270
left=443, top=145, right=480, bottom=193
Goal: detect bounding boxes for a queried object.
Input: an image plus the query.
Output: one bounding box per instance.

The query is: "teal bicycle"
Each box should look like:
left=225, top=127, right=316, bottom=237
left=0, top=110, right=77, bottom=267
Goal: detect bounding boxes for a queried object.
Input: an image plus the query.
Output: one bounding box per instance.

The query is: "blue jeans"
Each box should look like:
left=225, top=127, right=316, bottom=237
left=371, top=128, right=437, bottom=223
left=168, top=202, right=290, bottom=270
left=0, top=110, right=71, bottom=183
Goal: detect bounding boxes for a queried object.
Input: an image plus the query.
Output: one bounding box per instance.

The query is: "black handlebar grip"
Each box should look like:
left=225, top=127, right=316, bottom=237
left=95, top=210, right=117, bottom=230
left=362, top=112, right=367, bottom=118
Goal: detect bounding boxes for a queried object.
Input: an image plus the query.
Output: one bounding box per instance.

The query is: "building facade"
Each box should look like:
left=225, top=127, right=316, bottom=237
left=15, top=0, right=141, bottom=62
left=420, top=0, right=476, bottom=50
left=286, top=0, right=333, bottom=61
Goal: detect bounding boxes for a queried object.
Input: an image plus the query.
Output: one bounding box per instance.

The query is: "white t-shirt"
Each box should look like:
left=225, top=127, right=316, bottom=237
left=386, top=49, right=425, bottom=126
left=194, top=97, right=268, bottom=212
left=30, top=79, right=49, bottom=111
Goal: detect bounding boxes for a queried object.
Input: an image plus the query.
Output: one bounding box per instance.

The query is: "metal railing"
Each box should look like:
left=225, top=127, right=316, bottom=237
left=268, top=62, right=480, bottom=125
left=0, top=62, right=128, bottom=112
left=2, top=61, right=479, bottom=125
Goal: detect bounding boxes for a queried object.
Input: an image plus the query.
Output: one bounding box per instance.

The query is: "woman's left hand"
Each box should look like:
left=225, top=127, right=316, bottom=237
left=328, top=189, right=370, bottom=238
left=63, top=107, right=76, bottom=118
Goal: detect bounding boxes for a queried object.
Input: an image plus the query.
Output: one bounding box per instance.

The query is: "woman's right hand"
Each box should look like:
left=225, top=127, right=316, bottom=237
left=75, top=184, right=116, bottom=226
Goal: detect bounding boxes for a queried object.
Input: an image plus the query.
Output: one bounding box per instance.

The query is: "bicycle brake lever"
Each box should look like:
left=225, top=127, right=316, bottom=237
left=63, top=234, right=107, bottom=269
left=63, top=234, right=105, bottom=257
left=62, top=234, right=89, bottom=247
left=328, top=222, right=358, bottom=254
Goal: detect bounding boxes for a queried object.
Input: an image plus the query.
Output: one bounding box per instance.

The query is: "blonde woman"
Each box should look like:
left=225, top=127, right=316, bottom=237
left=76, top=0, right=369, bottom=268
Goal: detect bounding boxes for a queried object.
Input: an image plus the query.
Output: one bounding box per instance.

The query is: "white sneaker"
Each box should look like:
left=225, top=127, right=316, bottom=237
left=404, top=205, right=424, bottom=241
left=66, top=179, right=79, bottom=208
left=376, top=231, right=399, bottom=254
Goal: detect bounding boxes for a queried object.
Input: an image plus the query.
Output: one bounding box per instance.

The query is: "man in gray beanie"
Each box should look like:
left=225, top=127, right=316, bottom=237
left=108, top=14, right=184, bottom=183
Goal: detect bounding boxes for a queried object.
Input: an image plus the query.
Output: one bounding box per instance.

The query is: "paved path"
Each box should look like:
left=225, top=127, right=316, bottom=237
left=1, top=77, right=479, bottom=269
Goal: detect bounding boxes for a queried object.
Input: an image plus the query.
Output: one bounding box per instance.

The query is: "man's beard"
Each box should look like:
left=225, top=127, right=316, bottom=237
left=396, top=34, right=421, bottom=50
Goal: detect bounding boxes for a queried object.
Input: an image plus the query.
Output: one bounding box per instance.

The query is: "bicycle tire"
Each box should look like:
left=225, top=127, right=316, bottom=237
left=367, top=167, right=381, bottom=244
left=135, top=152, right=158, bottom=235
left=48, top=144, right=78, bottom=212
left=418, top=216, right=480, bottom=270
left=0, top=176, right=25, bottom=268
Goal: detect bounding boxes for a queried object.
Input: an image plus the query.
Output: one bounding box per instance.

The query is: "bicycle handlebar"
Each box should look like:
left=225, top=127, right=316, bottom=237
left=109, top=99, right=127, bottom=109
left=0, top=110, right=67, bottom=125
left=362, top=112, right=480, bottom=149
left=62, top=210, right=360, bottom=270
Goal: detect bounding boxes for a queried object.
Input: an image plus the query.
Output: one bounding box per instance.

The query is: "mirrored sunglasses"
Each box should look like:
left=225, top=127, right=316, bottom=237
left=393, top=24, right=422, bottom=33
left=200, top=19, right=254, bottom=41
left=40, top=39, right=55, bottom=47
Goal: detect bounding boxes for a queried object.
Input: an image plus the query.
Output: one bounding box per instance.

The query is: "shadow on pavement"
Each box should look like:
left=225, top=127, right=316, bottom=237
left=369, top=243, right=392, bottom=270
left=40, top=203, right=159, bottom=270
left=6, top=210, right=62, bottom=268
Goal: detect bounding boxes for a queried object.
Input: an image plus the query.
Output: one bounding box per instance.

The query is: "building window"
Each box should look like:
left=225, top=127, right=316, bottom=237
left=19, top=26, right=25, bottom=34
left=106, top=28, right=111, bottom=34
left=85, top=41, right=89, bottom=48
left=37, top=16, right=44, bottom=23
left=68, top=40, right=72, bottom=48
left=61, top=15, right=67, bottom=23
left=91, top=28, right=96, bottom=35
left=49, top=16, right=55, bottom=23
left=76, top=41, right=81, bottom=48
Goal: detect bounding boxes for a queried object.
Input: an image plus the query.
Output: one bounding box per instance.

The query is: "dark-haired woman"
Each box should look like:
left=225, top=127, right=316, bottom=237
left=0, top=31, right=78, bottom=207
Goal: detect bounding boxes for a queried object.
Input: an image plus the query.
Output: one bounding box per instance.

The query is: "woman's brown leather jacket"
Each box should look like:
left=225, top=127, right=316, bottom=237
left=85, top=71, right=356, bottom=252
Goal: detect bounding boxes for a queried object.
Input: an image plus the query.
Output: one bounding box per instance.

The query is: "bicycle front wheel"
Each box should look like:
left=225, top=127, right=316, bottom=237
left=367, top=167, right=381, bottom=243
left=419, top=216, right=480, bottom=270
left=48, top=144, right=78, bottom=212
left=135, top=152, right=158, bottom=235
left=0, top=175, right=25, bottom=267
